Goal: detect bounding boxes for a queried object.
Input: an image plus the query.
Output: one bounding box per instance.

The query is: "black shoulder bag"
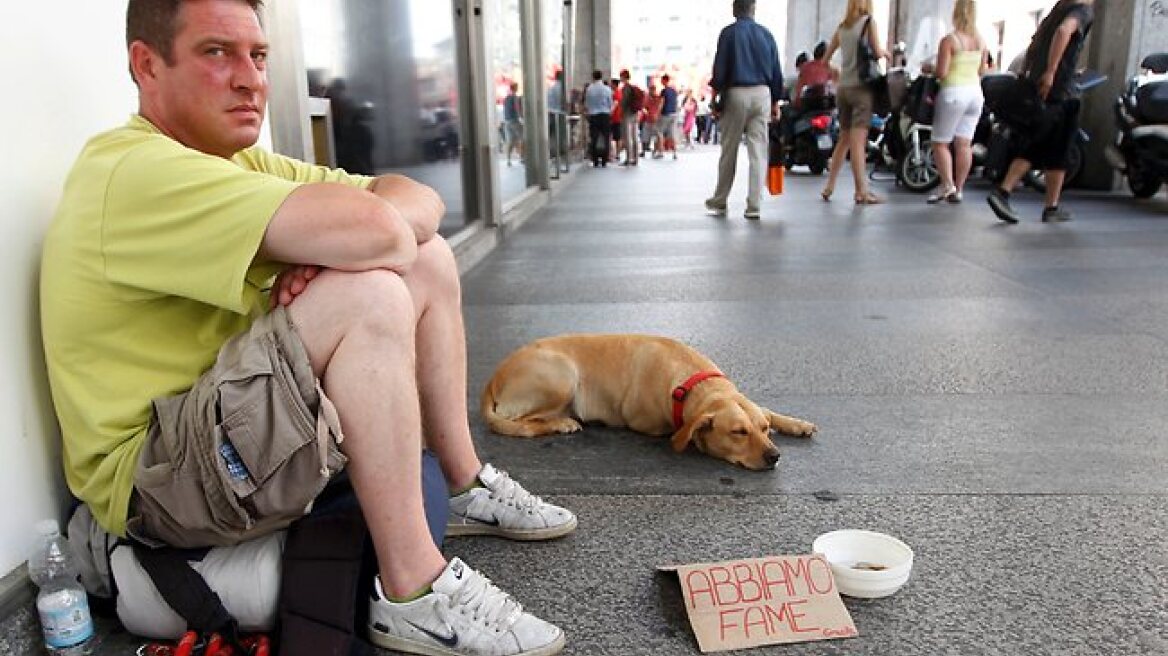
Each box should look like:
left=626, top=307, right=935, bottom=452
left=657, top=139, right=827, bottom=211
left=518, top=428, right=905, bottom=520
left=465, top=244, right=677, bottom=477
left=856, top=16, right=881, bottom=85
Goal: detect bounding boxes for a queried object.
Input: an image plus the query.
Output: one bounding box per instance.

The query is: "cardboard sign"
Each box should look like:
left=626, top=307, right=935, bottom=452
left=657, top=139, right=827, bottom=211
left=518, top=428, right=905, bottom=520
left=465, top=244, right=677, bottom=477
left=663, top=555, right=857, bottom=652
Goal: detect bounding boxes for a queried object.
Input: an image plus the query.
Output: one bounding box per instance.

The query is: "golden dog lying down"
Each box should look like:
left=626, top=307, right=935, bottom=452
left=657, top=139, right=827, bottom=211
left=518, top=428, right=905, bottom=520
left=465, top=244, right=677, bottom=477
left=481, top=334, right=816, bottom=469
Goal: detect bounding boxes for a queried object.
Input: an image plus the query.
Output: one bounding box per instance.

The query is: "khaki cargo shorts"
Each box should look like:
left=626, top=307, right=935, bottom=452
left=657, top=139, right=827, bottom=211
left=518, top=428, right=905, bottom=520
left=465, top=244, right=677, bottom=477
left=129, top=306, right=348, bottom=549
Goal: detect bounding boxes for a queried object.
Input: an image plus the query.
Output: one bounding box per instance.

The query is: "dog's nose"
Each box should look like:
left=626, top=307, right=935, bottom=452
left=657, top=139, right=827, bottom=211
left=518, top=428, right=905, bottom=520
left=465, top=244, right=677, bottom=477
left=764, top=451, right=780, bottom=468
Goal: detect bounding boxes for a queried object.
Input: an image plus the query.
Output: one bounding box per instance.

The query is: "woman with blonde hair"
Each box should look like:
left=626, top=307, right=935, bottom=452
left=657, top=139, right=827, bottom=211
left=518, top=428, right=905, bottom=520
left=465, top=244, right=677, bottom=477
left=928, top=0, right=988, bottom=203
left=821, top=0, right=890, bottom=204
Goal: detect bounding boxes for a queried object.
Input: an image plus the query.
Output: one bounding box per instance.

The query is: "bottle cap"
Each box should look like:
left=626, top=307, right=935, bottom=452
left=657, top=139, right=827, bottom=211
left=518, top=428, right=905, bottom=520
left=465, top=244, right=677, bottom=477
left=34, top=519, right=60, bottom=537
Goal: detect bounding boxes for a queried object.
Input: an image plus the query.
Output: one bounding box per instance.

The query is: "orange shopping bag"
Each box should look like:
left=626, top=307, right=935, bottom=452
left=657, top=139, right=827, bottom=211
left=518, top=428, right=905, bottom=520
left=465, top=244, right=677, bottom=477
left=767, top=119, right=784, bottom=195
left=767, top=164, right=784, bottom=195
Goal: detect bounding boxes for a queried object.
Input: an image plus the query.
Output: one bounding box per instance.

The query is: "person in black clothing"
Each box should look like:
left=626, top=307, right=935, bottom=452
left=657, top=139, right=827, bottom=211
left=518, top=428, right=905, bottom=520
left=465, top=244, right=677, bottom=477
left=987, top=0, right=1094, bottom=224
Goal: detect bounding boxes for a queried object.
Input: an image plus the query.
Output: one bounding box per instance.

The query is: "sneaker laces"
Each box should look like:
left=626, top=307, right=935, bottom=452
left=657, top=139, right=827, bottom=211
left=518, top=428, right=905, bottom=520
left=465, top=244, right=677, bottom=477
left=486, top=469, right=543, bottom=513
left=448, top=569, right=524, bottom=632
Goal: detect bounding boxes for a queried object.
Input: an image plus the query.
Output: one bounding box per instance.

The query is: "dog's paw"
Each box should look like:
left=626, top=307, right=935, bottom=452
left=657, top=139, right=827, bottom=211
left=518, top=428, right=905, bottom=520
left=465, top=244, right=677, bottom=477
left=547, top=417, right=583, bottom=434
left=791, top=420, right=817, bottom=437
left=772, top=418, right=817, bottom=437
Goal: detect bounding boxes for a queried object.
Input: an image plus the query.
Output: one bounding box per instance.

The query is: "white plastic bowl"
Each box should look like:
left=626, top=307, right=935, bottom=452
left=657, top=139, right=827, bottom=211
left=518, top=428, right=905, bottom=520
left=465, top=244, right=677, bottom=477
left=812, top=529, right=914, bottom=599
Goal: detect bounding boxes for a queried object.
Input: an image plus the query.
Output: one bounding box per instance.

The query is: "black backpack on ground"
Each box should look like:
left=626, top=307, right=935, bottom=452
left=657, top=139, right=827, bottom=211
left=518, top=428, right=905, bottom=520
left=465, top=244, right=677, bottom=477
left=133, top=452, right=448, bottom=656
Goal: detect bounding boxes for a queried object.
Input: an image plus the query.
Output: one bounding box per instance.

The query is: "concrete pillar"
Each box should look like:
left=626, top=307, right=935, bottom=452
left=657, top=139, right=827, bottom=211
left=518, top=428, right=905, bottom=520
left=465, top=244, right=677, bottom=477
left=785, top=0, right=848, bottom=69
left=785, top=0, right=896, bottom=71
left=1079, top=0, right=1168, bottom=190
left=520, top=0, right=550, bottom=189
left=342, top=1, right=422, bottom=168
left=894, top=0, right=948, bottom=74
left=571, top=0, right=612, bottom=83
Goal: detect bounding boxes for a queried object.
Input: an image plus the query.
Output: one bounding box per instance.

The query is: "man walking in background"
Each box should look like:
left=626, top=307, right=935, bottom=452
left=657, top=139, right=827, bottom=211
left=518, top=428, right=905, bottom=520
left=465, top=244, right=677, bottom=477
left=619, top=69, right=644, bottom=166
left=705, top=0, right=783, bottom=220
left=658, top=74, right=680, bottom=160
left=987, top=0, right=1094, bottom=224
left=585, top=70, right=614, bottom=167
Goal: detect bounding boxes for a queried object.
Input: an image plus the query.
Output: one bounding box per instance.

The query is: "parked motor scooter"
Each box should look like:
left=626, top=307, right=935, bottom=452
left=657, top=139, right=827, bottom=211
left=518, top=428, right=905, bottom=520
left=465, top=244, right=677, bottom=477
left=1107, top=52, right=1168, bottom=198
left=779, top=84, right=836, bottom=174
left=892, top=72, right=940, bottom=192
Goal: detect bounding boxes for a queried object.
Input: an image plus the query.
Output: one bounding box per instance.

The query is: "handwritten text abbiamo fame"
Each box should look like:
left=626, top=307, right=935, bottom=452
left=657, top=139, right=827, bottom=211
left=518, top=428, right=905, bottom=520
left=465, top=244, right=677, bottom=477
left=675, top=555, right=857, bottom=652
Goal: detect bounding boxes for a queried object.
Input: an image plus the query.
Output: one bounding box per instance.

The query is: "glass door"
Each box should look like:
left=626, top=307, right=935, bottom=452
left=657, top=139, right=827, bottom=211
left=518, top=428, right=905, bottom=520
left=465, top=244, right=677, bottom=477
left=298, top=0, right=471, bottom=235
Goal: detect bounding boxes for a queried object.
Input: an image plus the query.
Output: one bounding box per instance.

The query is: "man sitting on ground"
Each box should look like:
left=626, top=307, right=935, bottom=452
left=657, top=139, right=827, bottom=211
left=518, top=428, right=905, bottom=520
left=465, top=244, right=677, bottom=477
left=39, top=2, right=575, bottom=655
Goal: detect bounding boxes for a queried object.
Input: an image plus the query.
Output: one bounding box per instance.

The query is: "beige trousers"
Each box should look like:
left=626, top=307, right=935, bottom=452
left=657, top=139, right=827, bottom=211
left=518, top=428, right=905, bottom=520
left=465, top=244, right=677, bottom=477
left=709, top=85, right=771, bottom=211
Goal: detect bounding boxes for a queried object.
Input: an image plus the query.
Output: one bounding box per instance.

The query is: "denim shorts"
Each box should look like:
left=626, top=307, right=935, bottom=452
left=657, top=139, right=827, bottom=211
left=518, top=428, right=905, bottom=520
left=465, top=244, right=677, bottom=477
left=129, top=306, right=347, bottom=548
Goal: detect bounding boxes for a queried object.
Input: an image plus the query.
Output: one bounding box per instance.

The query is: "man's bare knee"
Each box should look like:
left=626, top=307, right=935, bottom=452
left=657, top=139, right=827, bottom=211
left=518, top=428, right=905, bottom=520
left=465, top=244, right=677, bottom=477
left=407, top=237, right=461, bottom=300
left=289, top=269, right=416, bottom=370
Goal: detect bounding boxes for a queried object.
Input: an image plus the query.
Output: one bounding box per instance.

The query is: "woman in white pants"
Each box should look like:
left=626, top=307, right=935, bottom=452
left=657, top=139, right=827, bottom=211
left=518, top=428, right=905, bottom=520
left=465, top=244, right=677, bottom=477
left=929, top=0, right=989, bottom=203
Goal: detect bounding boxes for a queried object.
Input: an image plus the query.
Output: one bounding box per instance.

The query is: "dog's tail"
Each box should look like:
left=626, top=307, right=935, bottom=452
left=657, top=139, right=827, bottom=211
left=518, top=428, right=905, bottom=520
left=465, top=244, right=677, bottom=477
left=481, top=375, right=575, bottom=437
left=481, top=377, right=539, bottom=437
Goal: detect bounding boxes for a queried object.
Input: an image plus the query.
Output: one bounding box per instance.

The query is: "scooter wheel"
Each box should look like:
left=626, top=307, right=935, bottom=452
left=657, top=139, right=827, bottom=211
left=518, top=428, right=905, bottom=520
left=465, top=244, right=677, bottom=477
left=1127, top=156, right=1162, bottom=199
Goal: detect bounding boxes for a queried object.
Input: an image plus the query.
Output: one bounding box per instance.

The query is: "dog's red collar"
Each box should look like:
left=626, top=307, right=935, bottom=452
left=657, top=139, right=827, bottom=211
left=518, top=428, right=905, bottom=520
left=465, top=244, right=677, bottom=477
left=671, top=371, right=725, bottom=429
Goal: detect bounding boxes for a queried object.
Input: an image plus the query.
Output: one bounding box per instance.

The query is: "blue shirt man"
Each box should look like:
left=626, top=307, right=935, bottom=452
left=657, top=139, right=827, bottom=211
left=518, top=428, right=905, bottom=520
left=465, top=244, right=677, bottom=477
left=584, top=76, right=614, bottom=116
left=711, top=7, right=783, bottom=103
left=584, top=70, right=615, bottom=166
left=705, top=0, right=784, bottom=220
left=660, top=79, right=679, bottom=116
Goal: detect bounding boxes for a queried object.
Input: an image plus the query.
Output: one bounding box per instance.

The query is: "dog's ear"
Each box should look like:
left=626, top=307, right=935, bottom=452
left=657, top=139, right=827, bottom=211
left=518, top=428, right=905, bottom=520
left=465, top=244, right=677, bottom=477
left=671, top=413, right=715, bottom=452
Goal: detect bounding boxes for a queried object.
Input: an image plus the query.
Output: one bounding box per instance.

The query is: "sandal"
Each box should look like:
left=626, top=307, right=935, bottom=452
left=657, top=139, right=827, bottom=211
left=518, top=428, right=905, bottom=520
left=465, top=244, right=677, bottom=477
left=854, top=191, right=885, bottom=205
left=927, top=186, right=955, bottom=204
left=821, top=185, right=834, bottom=202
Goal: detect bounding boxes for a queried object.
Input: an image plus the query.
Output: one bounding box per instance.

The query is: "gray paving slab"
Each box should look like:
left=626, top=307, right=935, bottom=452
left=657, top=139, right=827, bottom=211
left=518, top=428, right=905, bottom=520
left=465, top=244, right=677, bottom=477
left=455, top=147, right=1168, bottom=655
left=9, top=148, right=1168, bottom=656
left=444, top=495, right=1168, bottom=656
left=468, top=394, right=1168, bottom=495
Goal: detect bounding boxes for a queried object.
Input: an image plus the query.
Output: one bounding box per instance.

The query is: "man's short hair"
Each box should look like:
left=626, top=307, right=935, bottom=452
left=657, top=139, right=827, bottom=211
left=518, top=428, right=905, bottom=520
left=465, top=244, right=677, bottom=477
left=733, top=0, right=756, bottom=18
left=661, top=74, right=671, bottom=85
left=813, top=41, right=827, bottom=60
left=126, top=0, right=264, bottom=74
left=593, top=69, right=604, bottom=81
left=620, top=69, right=631, bottom=80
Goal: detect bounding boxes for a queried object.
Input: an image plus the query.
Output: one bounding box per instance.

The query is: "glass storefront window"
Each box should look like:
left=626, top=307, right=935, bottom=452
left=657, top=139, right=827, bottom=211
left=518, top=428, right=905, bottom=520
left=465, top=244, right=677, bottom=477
left=544, top=1, right=569, bottom=174
left=490, top=0, right=534, bottom=202
left=298, top=0, right=470, bottom=236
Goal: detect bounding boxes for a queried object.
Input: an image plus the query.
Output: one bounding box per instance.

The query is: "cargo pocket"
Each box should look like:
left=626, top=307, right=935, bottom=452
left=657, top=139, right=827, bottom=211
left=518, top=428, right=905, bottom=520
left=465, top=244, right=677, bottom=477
left=215, top=335, right=346, bottom=530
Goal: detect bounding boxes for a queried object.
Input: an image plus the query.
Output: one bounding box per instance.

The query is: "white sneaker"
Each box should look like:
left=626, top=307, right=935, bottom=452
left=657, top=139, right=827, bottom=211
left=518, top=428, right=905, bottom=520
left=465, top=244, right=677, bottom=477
left=369, top=558, right=565, bottom=656
left=448, top=464, right=577, bottom=540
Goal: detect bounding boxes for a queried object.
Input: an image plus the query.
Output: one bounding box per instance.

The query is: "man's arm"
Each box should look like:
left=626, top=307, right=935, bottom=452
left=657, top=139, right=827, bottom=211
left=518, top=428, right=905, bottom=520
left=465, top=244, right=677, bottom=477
left=259, top=183, right=418, bottom=273
left=711, top=28, right=732, bottom=92
left=367, top=174, right=444, bottom=244
left=768, top=32, right=784, bottom=103
left=1038, top=15, right=1081, bottom=99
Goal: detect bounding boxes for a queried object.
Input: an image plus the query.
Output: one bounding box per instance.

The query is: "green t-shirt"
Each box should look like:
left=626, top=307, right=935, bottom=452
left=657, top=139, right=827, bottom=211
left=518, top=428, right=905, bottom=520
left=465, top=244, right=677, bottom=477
left=41, top=115, right=373, bottom=537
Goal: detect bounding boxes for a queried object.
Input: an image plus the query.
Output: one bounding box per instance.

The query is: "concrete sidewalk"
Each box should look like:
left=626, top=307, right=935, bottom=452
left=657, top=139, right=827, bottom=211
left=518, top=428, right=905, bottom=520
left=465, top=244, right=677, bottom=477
left=453, top=147, right=1168, bottom=655
left=7, top=146, right=1167, bottom=655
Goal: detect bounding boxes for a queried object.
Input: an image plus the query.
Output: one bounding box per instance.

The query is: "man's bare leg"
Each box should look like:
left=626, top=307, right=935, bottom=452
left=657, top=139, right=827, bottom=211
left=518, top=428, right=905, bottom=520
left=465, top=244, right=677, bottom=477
left=398, top=238, right=482, bottom=490
left=287, top=268, right=443, bottom=598
left=396, top=241, right=577, bottom=542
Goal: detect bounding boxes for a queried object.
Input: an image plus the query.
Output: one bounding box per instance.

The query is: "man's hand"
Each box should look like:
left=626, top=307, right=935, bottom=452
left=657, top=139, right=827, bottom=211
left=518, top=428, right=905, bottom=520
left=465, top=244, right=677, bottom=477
left=270, top=264, right=321, bottom=308
left=1038, top=70, right=1056, bottom=100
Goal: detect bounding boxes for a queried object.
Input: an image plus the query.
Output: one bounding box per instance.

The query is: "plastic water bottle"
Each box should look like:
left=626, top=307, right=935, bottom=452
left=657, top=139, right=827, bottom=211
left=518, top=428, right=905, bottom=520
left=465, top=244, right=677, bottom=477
left=28, top=519, right=94, bottom=655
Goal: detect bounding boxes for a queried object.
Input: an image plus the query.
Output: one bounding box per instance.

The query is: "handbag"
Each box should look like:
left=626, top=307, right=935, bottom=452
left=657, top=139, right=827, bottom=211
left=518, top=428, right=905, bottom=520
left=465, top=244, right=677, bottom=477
left=856, top=16, right=882, bottom=86
left=906, top=75, right=939, bottom=125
